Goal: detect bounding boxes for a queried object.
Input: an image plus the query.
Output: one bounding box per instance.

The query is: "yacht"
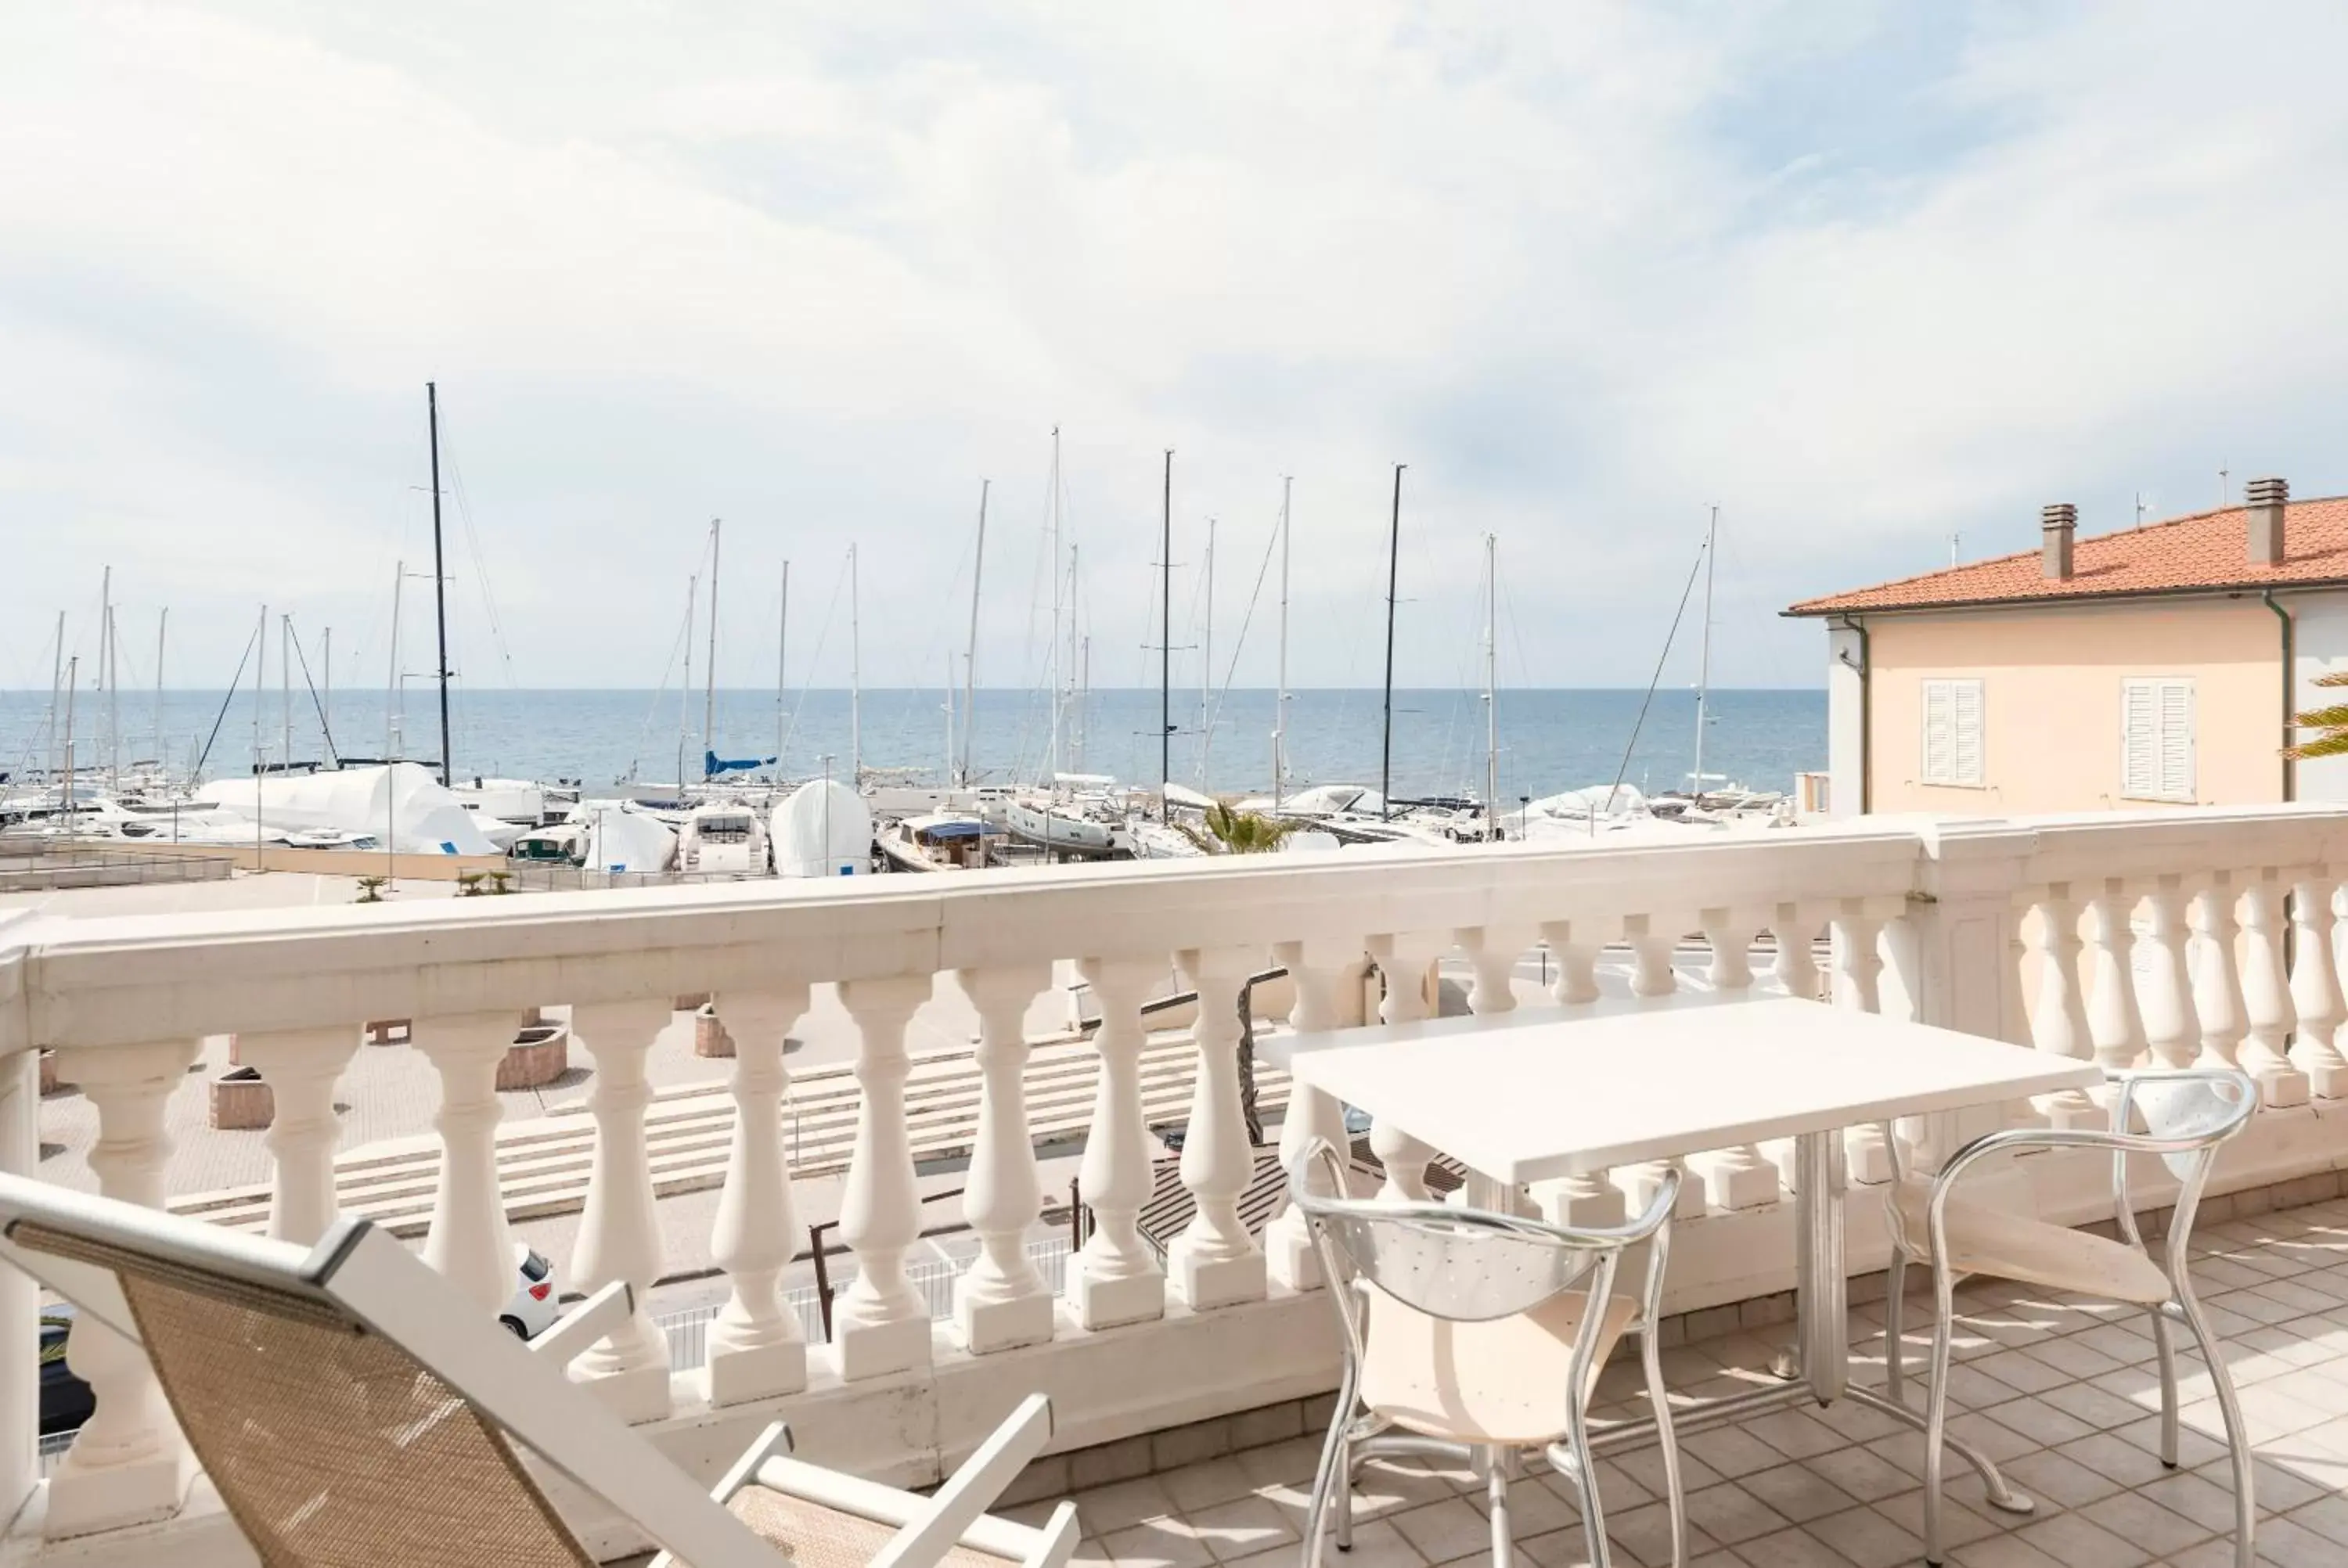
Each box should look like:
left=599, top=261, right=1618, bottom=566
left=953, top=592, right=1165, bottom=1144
left=877, top=812, right=996, bottom=872
left=679, top=801, right=768, bottom=876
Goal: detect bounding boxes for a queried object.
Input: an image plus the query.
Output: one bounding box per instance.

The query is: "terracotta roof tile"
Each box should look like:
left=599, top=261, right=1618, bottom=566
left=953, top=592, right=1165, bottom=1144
left=1785, top=495, right=2348, bottom=616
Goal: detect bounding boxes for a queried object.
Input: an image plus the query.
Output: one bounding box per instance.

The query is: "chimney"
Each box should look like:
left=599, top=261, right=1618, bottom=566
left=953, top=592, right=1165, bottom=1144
left=2247, top=476, right=2289, bottom=564
left=2041, top=502, right=2076, bottom=581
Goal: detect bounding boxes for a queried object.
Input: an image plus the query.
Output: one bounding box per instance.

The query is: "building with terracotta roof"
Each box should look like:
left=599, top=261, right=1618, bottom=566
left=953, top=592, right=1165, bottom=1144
left=1784, top=480, right=2348, bottom=815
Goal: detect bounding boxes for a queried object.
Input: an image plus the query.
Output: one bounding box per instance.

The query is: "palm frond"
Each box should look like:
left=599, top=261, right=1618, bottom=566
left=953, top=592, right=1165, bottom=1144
left=2293, top=704, right=2348, bottom=729
left=2287, top=732, right=2348, bottom=761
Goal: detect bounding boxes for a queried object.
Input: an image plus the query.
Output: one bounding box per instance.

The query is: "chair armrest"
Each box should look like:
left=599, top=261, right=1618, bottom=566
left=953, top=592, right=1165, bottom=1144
left=529, top=1280, right=632, bottom=1367
left=868, top=1394, right=1056, bottom=1568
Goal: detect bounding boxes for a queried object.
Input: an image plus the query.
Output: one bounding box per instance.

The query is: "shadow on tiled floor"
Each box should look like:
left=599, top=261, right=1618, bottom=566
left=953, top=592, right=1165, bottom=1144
left=1021, top=1197, right=2348, bottom=1567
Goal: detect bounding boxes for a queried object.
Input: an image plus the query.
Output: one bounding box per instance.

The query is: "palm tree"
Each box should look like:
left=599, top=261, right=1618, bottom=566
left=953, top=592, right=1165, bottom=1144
left=2289, top=672, right=2348, bottom=760
left=1174, top=800, right=1300, bottom=856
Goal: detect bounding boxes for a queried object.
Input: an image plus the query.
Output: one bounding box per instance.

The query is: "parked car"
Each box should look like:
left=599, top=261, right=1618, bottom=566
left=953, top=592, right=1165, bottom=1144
left=39, top=1307, right=92, bottom=1437
left=504, top=1244, right=560, bottom=1340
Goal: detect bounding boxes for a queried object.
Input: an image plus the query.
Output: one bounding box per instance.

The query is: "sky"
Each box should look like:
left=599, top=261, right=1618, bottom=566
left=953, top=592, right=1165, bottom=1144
left=7, top=2, right=2348, bottom=700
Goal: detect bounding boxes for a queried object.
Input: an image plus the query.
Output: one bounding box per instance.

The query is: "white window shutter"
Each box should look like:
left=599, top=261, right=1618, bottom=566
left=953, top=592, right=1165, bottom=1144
left=2123, top=682, right=2159, bottom=798
left=1922, top=681, right=1954, bottom=784
left=1953, top=681, right=1984, bottom=786
left=2159, top=681, right=2195, bottom=800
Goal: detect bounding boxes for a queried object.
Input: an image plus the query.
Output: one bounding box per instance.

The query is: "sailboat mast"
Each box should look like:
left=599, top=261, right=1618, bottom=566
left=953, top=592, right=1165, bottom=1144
left=961, top=480, right=989, bottom=786
left=943, top=652, right=955, bottom=785
left=1046, top=429, right=1063, bottom=782
left=775, top=560, right=790, bottom=783
left=1276, top=477, right=1291, bottom=811
left=1693, top=505, right=1716, bottom=804
left=388, top=561, right=403, bottom=768
left=1381, top=464, right=1405, bottom=822
left=703, top=519, right=722, bottom=776
left=99, top=566, right=113, bottom=789
left=427, top=383, right=453, bottom=786
left=859, top=545, right=869, bottom=789
left=280, top=613, right=291, bottom=779
left=1483, top=534, right=1499, bottom=840
left=319, top=624, right=329, bottom=757
left=1199, top=519, right=1214, bottom=787
left=1160, top=449, right=1172, bottom=817
left=1066, top=544, right=1082, bottom=775
left=677, top=574, right=697, bottom=791
left=254, top=603, right=266, bottom=858
left=48, top=611, right=63, bottom=789
left=60, top=656, right=77, bottom=815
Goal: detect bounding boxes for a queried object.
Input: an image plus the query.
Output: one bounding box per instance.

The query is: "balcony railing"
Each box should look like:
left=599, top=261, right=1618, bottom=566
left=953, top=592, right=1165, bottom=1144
left=4, top=802, right=2348, bottom=1561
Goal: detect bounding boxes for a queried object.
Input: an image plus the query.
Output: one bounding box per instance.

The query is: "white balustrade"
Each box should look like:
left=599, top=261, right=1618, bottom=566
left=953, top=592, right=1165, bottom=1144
left=2290, top=872, right=2348, bottom=1098
left=45, top=1040, right=201, bottom=1539
left=704, top=986, right=812, bottom=1405
left=1617, top=913, right=1705, bottom=1218
left=236, top=1026, right=360, bottom=1245
left=1460, top=923, right=1529, bottom=1016
left=2136, top=876, right=2202, bottom=1070
left=1831, top=901, right=1897, bottom=1185
left=1532, top=920, right=1622, bottom=1226
left=1761, top=904, right=1824, bottom=1192
left=833, top=975, right=936, bottom=1378
left=2236, top=873, right=2310, bottom=1107
left=569, top=998, right=677, bottom=1422
left=1689, top=908, right=1779, bottom=1210
left=1068, top=958, right=1167, bottom=1329
left=2022, top=885, right=2100, bottom=1128
left=1169, top=946, right=1269, bottom=1311
left=1266, top=939, right=1359, bottom=1289
left=19, top=801, right=2348, bottom=1563
left=1363, top=931, right=1447, bottom=1203
left=2083, top=882, right=2147, bottom=1100
left=953, top=963, right=1057, bottom=1351
left=415, top=1011, right=530, bottom=1314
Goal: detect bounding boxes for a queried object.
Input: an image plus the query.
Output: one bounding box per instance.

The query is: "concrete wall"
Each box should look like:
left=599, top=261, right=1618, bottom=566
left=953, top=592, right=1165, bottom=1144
left=1825, top=620, right=1867, bottom=816
left=1864, top=597, right=2287, bottom=815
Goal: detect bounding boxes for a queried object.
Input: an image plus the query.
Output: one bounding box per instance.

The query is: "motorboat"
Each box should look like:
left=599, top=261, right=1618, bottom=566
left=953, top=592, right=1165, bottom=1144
left=679, top=801, right=768, bottom=876
left=877, top=812, right=996, bottom=872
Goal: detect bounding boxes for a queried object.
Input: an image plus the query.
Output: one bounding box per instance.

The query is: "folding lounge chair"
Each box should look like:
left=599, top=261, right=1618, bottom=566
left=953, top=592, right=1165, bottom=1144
left=0, top=1176, right=1080, bottom=1568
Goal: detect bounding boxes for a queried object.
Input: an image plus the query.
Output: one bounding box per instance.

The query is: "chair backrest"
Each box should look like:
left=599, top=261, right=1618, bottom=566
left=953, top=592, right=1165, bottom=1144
left=5, top=1208, right=594, bottom=1568
left=1286, top=1142, right=1658, bottom=1325
left=2124, top=1068, right=2257, bottom=1183
left=0, top=1176, right=782, bottom=1568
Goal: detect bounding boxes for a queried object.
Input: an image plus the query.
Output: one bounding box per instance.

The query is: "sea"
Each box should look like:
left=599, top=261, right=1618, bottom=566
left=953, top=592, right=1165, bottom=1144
left=0, top=688, right=1824, bottom=805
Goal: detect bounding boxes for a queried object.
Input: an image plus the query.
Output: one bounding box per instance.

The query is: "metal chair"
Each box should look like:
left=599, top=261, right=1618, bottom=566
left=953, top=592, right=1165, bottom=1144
left=1882, top=1067, right=2258, bottom=1567
left=1287, top=1139, right=1684, bottom=1568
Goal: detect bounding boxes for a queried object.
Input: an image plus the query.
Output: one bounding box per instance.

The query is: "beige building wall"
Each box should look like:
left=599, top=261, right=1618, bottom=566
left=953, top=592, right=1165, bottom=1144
left=1866, top=599, right=2286, bottom=815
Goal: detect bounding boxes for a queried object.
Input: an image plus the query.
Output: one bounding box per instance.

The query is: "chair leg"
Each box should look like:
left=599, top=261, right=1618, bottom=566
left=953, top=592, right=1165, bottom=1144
left=2148, top=1304, right=2181, bottom=1469
left=1640, top=1325, right=1687, bottom=1568
left=1486, top=1447, right=1512, bottom=1568
left=1921, top=1264, right=1958, bottom=1568
left=1884, top=1246, right=1907, bottom=1403
left=1332, top=1426, right=1353, bottom=1554
left=1304, top=1376, right=1354, bottom=1565
left=1565, top=1412, right=1610, bottom=1568
left=2177, top=1289, right=2256, bottom=1568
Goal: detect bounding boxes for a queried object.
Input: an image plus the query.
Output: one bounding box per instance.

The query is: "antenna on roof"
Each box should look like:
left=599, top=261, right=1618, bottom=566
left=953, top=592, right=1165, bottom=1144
left=2136, top=492, right=2148, bottom=529
left=1948, top=533, right=1960, bottom=566
left=2220, top=462, right=2231, bottom=505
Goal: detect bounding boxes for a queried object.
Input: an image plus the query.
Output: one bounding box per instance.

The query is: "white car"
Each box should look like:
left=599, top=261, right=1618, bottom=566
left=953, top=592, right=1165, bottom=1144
left=501, top=1244, right=560, bottom=1339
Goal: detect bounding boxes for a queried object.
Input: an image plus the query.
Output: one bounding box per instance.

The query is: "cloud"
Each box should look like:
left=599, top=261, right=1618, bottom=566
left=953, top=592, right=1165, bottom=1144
left=5, top=1, right=2347, bottom=705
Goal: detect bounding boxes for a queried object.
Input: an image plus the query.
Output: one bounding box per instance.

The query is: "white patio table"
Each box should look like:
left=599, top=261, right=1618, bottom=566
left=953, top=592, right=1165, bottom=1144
left=1267, top=993, right=2101, bottom=1516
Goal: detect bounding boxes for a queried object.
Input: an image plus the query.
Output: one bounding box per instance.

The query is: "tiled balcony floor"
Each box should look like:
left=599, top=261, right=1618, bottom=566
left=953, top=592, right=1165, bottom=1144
left=1025, top=1197, right=2348, bottom=1568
